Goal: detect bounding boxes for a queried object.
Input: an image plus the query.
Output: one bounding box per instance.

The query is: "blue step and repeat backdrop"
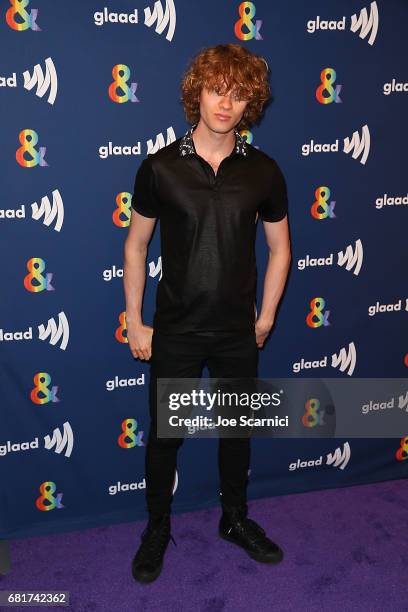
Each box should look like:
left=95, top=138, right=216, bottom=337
left=1, top=0, right=407, bottom=539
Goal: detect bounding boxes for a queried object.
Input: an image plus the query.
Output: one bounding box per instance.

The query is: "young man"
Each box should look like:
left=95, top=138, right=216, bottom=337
left=123, top=43, right=291, bottom=584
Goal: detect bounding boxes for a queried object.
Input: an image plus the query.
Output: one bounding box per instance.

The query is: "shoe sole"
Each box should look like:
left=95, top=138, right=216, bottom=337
left=219, top=530, right=284, bottom=564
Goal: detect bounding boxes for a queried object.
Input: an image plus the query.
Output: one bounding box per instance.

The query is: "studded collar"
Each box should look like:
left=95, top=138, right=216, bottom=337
left=179, top=123, right=248, bottom=158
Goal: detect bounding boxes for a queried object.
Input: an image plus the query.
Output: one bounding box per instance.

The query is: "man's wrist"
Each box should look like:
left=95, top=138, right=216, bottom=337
left=126, top=313, right=143, bottom=326
left=256, top=313, right=275, bottom=329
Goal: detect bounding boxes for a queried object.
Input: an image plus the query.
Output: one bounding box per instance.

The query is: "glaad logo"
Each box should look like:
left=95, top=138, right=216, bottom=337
left=24, top=257, right=55, bottom=292
left=343, top=125, right=370, bottom=165
left=0, top=436, right=40, bottom=457
left=316, top=68, right=342, bottom=104
left=149, top=256, right=162, bottom=281
left=338, top=240, right=364, bottom=275
left=23, top=57, right=57, bottom=104
left=6, top=0, right=41, bottom=31
left=331, top=343, right=357, bottom=376
left=326, top=442, right=351, bottom=469
left=108, top=478, right=146, bottom=495
left=108, top=470, right=178, bottom=495
left=0, top=189, right=64, bottom=231
left=293, top=342, right=357, bottom=376
left=0, top=312, right=69, bottom=350
left=16, top=128, right=49, bottom=167
left=98, top=128, right=176, bottom=158
left=147, top=127, right=176, bottom=153
left=383, top=79, right=408, bottom=95
left=306, top=1, right=379, bottom=46
left=38, top=312, right=69, bottom=350
left=350, top=1, right=379, bottom=46
left=0, top=422, right=73, bottom=458
left=99, top=141, right=141, bottom=159
left=106, top=374, right=145, bottom=391
left=302, top=125, right=371, bottom=165
left=144, top=0, right=176, bottom=42
left=375, top=193, right=408, bottom=209
left=33, top=189, right=64, bottom=230
left=103, top=265, right=124, bottom=281
left=234, top=2, right=262, bottom=41
left=368, top=298, right=408, bottom=317
left=362, top=390, right=408, bottom=415
left=1, top=57, right=57, bottom=105
left=94, top=1, right=176, bottom=42
left=396, top=436, right=408, bottom=461
left=44, top=422, right=73, bottom=457
left=289, top=442, right=351, bottom=471
left=298, top=239, right=363, bottom=276
left=94, top=7, right=138, bottom=26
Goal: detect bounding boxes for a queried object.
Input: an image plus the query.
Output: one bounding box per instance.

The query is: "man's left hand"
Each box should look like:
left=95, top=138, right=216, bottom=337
left=255, top=317, right=274, bottom=348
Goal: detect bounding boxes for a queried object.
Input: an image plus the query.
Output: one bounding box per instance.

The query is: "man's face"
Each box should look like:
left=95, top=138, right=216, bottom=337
left=198, top=85, right=249, bottom=133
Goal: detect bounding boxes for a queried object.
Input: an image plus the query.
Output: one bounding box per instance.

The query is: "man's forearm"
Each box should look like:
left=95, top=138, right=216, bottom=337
left=123, top=242, right=148, bottom=326
left=258, top=248, right=291, bottom=326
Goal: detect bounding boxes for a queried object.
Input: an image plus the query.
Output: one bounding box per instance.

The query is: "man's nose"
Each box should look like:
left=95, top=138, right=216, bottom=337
left=219, top=93, right=233, bottom=109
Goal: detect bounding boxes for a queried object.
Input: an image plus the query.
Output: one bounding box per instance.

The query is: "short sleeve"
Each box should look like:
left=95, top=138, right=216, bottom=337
left=258, top=159, right=288, bottom=223
left=131, top=156, right=160, bottom=218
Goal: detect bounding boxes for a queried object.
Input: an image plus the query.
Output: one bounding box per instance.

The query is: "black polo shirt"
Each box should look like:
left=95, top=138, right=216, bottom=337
left=131, top=124, right=288, bottom=334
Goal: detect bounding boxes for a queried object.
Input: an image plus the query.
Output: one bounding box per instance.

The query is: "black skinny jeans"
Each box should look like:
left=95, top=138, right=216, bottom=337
left=145, top=329, right=258, bottom=518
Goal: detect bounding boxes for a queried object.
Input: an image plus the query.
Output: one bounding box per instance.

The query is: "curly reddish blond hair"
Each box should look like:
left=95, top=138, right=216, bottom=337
left=181, top=43, right=271, bottom=131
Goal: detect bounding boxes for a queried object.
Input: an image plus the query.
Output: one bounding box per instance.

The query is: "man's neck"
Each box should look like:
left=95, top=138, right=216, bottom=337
left=192, top=120, right=236, bottom=161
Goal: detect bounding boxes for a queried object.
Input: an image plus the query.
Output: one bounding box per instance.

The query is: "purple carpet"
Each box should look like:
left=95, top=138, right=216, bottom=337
left=1, top=478, right=407, bottom=611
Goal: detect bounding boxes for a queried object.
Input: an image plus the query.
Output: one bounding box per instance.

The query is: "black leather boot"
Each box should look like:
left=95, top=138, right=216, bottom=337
left=131, top=513, right=176, bottom=583
left=219, top=504, right=283, bottom=564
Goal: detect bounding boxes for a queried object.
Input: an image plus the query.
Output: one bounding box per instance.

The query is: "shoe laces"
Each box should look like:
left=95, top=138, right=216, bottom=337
left=227, top=517, right=266, bottom=545
left=138, top=522, right=177, bottom=563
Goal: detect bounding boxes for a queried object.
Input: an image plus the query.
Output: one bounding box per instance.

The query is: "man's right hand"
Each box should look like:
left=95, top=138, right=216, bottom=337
left=127, top=321, right=154, bottom=361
